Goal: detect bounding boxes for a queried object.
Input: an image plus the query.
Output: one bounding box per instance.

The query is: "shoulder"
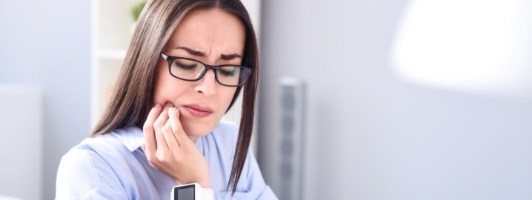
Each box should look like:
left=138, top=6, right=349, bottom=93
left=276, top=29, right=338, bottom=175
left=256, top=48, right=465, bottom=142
left=56, top=128, right=138, bottom=198
left=56, top=137, right=122, bottom=194
left=72, top=132, right=127, bottom=160
left=56, top=140, right=131, bottom=199
left=58, top=127, right=138, bottom=176
left=57, top=133, right=124, bottom=176
left=61, top=133, right=117, bottom=159
left=58, top=143, right=103, bottom=175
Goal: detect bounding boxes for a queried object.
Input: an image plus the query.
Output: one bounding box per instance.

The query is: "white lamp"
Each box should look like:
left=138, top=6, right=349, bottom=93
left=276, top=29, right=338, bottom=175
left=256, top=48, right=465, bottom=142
left=390, top=0, right=532, bottom=97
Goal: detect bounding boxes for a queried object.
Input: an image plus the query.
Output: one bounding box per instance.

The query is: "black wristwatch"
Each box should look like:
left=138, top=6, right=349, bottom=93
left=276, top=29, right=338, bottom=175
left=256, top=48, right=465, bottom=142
left=171, top=183, right=214, bottom=200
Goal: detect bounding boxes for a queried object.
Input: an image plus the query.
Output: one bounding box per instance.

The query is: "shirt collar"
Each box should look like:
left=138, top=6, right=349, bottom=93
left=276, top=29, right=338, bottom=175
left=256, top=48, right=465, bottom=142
left=113, top=125, right=144, bottom=152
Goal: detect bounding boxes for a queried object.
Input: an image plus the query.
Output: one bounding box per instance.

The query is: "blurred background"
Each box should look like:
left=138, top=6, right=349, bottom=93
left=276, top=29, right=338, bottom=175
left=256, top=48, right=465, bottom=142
left=1, top=0, right=532, bottom=199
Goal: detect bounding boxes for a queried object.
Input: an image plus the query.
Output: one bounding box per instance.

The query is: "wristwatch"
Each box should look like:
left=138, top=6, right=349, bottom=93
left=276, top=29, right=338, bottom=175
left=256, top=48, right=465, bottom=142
left=171, top=183, right=214, bottom=200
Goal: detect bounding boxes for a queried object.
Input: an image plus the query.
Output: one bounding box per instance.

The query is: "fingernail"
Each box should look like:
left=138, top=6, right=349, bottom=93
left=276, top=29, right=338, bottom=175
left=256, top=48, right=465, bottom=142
left=154, top=104, right=161, bottom=109
left=169, top=107, right=175, bottom=118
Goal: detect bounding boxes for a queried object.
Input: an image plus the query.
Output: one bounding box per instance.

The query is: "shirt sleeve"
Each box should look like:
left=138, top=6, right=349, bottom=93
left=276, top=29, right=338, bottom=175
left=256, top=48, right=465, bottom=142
left=55, top=147, right=128, bottom=200
left=216, top=150, right=278, bottom=200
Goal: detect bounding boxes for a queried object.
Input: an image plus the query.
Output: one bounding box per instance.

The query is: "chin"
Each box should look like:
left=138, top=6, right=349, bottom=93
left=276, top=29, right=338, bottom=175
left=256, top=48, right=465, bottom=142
left=180, top=116, right=218, bottom=137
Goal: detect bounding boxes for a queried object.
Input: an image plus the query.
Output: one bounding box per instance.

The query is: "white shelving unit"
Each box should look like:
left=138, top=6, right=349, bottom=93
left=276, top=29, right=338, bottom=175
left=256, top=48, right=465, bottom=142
left=91, top=0, right=137, bottom=126
left=91, top=0, right=261, bottom=150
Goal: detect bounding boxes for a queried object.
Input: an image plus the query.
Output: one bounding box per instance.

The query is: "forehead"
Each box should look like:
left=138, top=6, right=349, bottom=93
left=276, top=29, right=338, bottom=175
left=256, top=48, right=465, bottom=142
left=166, top=8, right=246, bottom=55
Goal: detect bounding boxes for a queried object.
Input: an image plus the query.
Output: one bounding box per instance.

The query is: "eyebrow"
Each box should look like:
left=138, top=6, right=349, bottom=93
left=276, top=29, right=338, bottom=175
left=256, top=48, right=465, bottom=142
left=173, top=46, right=242, bottom=60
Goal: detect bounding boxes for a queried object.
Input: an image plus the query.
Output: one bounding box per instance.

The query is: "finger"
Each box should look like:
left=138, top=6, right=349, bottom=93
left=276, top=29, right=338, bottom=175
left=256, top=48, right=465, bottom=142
left=153, top=104, right=171, bottom=150
left=143, top=104, right=162, bottom=155
left=162, top=120, right=181, bottom=149
left=168, top=107, right=183, bottom=137
left=169, top=107, right=192, bottom=146
left=170, top=107, right=188, bottom=138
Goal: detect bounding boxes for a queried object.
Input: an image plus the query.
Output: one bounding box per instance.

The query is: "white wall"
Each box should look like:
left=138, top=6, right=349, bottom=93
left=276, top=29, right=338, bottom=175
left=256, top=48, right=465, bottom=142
left=259, top=0, right=532, bottom=199
left=0, top=1, right=91, bottom=199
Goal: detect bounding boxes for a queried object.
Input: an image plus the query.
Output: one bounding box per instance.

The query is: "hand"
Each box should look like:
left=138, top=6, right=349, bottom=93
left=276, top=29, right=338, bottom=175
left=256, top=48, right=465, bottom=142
left=142, top=103, right=211, bottom=188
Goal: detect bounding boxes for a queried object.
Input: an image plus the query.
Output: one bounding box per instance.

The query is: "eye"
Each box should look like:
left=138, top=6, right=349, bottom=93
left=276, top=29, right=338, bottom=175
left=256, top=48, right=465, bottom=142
left=174, top=59, right=200, bottom=71
left=218, top=67, right=237, bottom=77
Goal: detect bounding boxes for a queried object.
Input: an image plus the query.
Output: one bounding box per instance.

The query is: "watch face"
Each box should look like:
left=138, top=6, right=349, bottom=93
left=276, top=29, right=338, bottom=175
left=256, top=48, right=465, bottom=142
left=173, top=184, right=195, bottom=200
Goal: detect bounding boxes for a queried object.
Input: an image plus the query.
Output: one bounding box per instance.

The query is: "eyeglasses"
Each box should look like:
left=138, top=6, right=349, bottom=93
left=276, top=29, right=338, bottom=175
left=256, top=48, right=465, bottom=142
left=161, top=53, right=253, bottom=87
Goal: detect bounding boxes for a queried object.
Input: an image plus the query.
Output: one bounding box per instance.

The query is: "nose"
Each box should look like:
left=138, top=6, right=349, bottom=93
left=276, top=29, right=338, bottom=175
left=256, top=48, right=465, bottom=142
left=194, top=69, right=217, bottom=96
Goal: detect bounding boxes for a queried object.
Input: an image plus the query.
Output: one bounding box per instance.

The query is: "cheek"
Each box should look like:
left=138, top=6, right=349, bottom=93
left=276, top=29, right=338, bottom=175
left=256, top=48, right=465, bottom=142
left=218, top=87, right=238, bottom=111
left=153, top=65, right=187, bottom=104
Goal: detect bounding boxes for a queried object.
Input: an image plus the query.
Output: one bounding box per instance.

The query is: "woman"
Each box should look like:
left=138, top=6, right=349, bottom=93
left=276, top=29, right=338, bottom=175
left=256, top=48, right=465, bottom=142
left=55, top=0, right=277, bottom=199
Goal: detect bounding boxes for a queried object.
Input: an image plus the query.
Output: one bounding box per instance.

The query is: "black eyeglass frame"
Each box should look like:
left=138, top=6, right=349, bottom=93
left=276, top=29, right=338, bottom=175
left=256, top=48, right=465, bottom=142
left=161, top=53, right=253, bottom=87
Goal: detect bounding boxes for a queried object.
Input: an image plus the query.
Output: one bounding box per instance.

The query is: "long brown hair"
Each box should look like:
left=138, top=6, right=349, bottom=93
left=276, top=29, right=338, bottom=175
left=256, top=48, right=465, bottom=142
left=91, top=0, right=258, bottom=194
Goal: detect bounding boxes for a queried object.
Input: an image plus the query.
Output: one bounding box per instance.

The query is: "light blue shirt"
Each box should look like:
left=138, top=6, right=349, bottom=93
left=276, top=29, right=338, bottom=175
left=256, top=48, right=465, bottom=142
left=56, top=121, right=277, bottom=200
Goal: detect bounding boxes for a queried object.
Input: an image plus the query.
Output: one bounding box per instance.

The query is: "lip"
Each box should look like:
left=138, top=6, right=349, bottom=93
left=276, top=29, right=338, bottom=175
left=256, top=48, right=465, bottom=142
left=183, top=104, right=214, bottom=118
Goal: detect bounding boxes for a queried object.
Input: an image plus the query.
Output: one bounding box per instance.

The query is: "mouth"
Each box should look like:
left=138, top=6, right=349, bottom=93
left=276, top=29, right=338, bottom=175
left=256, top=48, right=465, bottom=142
left=182, top=104, right=214, bottom=118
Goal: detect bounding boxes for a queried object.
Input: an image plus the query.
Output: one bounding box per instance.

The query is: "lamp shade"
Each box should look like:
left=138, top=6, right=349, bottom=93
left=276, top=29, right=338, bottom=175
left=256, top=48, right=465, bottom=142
left=390, top=0, right=532, bottom=96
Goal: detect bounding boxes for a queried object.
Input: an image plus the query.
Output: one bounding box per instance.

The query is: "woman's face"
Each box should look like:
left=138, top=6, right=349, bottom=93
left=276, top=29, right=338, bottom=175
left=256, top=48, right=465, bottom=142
left=153, top=8, right=246, bottom=141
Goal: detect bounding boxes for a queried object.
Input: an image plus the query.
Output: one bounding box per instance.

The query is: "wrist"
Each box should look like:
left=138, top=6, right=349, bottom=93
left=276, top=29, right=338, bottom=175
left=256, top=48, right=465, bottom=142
left=199, top=177, right=210, bottom=188
left=197, top=170, right=211, bottom=188
left=173, top=177, right=210, bottom=188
